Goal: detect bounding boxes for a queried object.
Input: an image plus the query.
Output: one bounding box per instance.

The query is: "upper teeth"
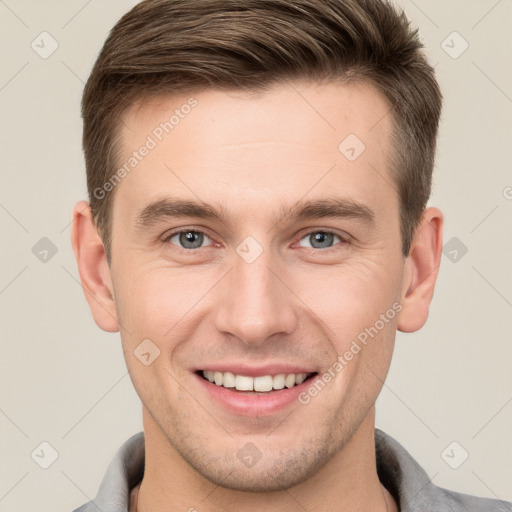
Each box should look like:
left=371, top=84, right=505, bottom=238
left=202, top=370, right=310, bottom=392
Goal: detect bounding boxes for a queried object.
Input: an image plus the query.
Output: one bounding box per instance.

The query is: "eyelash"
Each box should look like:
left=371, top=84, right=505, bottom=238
left=162, top=228, right=348, bottom=252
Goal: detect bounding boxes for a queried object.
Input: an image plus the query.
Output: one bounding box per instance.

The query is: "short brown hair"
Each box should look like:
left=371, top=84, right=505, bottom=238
left=82, top=0, right=442, bottom=263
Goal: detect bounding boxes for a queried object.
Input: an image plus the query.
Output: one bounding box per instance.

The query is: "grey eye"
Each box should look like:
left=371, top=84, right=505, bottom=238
left=168, top=230, right=211, bottom=249
left=298, top=231, right=341, bottom=249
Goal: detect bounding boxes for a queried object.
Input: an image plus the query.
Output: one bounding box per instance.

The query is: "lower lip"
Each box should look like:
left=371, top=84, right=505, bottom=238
left=194, top=373, right=318, bottom=416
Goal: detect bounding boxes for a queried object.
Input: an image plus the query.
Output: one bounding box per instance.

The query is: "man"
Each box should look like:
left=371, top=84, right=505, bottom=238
left=70, top=1, right=512, bottom=511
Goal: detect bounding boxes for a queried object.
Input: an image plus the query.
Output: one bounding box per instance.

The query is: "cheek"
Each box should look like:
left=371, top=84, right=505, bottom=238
left=293, top=259, right=400, bottom=340
left=116, top=268, right=189, bottom=412
left=112, top=263, right=224, bottom=392
left=113, top=263, right=212, bottom=340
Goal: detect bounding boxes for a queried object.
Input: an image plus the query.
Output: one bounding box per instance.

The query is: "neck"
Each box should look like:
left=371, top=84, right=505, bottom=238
left=134, top=407, right=397, bottom=512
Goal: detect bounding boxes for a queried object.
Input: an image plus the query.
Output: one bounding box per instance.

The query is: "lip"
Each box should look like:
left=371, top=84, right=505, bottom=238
left=193, top=370, right=319, bottom=416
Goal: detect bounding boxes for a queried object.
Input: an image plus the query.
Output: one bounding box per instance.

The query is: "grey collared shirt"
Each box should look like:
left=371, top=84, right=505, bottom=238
left=72, top=428, right=511, bottom=511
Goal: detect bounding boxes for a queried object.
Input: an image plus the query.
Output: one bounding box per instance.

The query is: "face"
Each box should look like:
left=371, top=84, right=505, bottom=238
left=108, top=80, right=408, bottom=491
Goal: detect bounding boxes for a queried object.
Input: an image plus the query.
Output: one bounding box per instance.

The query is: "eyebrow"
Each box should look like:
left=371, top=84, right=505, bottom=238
left=134, top=196, right=375, bottom=230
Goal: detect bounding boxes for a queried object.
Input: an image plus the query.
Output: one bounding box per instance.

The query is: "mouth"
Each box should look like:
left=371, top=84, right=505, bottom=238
left=196, top=370, right=318, bottom=394
left=191, top=364, right=321, bottom=415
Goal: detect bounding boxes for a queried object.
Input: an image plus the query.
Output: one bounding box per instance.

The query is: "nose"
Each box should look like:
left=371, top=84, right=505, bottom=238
left=213, top=246, right=298, bottom=346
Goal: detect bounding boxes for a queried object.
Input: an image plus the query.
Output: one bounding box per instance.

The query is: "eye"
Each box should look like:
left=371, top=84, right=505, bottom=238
left=297, top=230, right=345, bottom=249
left=165, top=229, right=213, bottom=250
left=162, top=228, right=346, bottom=252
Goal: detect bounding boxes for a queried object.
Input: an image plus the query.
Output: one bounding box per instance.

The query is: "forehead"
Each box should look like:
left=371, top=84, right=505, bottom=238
left=114, top=80, right=397, bottom=226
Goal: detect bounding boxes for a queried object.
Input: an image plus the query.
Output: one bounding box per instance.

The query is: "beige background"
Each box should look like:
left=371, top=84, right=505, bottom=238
left=0, top=1, right=511, bottom=511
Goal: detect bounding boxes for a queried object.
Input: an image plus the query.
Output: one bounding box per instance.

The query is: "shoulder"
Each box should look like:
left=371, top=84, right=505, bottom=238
left=427, top=484, right=512, bottom=511
left=70, top=432, right=145, bottom=512
left=374, top=428, right=512, bottom=512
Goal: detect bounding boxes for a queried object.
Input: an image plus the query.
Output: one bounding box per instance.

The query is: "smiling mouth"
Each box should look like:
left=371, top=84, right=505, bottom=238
left=197, top=370, right=318, bottom=394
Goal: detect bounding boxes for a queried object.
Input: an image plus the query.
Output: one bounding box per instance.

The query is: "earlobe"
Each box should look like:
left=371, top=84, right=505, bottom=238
left=397, top=207, right=444, bottom=333
left=70, top=200, right=119, bottom=333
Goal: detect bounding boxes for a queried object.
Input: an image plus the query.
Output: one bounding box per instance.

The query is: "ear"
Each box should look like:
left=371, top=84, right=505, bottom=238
left=70, top=200, right=119, bottom=332
left=397, top=207, right=444, bottom=333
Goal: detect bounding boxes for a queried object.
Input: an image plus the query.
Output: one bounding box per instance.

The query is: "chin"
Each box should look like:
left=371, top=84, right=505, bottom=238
left=173, top=435, right=336, bottom=493
left=199, top=460, right=319, bottom=493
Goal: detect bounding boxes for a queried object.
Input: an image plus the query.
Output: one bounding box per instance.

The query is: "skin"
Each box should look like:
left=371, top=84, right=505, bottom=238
left=71, top=80, right=443, bottom=512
